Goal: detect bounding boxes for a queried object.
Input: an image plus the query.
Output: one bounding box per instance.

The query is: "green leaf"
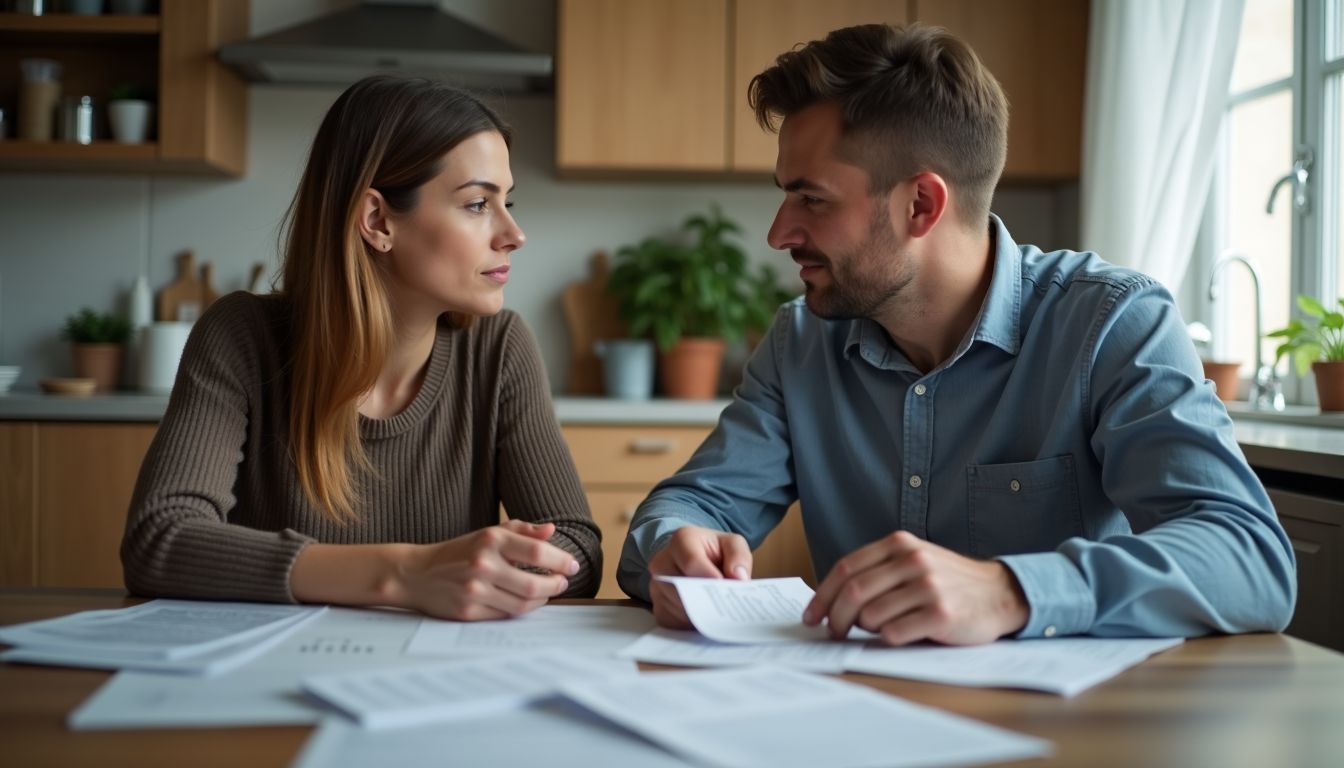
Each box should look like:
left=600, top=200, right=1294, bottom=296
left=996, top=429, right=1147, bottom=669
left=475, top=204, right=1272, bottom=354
left=1297, top=295, right=1327, bottom=318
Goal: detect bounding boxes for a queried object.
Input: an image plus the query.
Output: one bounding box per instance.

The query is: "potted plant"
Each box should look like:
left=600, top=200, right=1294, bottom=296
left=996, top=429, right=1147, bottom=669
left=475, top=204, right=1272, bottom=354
left=607, top=205, right=788, bottom=399
left=107, top=83, right=154, bottom=144
left=61, top=307, right=131, bottom=392
left=1266, top=295, right=1344, bottom=411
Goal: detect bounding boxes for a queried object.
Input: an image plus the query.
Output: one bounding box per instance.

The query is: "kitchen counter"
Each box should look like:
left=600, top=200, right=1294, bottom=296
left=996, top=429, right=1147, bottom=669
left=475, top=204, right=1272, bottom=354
left=3, top=391, right=1341, bottom=479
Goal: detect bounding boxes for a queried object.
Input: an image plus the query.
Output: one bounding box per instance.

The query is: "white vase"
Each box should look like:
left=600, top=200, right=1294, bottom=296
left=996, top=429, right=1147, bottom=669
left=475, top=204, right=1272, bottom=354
left=107, top=99, right=153, bottom=144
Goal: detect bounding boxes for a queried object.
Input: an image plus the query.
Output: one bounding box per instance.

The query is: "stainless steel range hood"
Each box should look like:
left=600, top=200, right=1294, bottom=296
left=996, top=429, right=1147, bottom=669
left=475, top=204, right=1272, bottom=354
left=218, top=0, right=552, bottom=92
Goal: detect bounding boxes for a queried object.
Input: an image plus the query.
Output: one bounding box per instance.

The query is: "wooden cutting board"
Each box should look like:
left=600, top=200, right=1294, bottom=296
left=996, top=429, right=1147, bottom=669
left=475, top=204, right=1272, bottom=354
left=156, top=250, right=218, bottom=322
left=562, top=251, right=627, bottom=395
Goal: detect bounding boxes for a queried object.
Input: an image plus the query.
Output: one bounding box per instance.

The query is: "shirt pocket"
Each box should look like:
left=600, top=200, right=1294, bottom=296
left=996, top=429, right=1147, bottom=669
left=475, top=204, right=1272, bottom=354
left=966, top=455, right=1083, bottom=558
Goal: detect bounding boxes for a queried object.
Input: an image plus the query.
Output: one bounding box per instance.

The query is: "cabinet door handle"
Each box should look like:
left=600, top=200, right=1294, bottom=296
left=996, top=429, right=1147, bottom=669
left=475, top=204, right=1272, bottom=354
left=1290, top=538, right=1321, bottom=555
left=619, top=506, right=637, bottom=523
left=628, top=438, right=675, bottom=455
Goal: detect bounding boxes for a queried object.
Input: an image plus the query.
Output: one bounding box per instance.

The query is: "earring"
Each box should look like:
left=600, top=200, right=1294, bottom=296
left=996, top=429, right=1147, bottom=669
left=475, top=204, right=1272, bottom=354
left=382, top=242, right=391, bottom=252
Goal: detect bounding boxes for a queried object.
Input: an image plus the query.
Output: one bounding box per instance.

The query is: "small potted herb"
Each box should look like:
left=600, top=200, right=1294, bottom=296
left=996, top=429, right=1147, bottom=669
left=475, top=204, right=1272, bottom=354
left=1266, top=295, right=1344, bottom=411
left=61, top=308, right=132, bottom=392
left=107, top=83, right=155, bottom=144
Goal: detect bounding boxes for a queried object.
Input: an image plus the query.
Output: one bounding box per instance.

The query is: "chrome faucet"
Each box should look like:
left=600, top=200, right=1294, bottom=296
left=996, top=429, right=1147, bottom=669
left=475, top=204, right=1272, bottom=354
left=1208, top=251, right=1285, bottom=411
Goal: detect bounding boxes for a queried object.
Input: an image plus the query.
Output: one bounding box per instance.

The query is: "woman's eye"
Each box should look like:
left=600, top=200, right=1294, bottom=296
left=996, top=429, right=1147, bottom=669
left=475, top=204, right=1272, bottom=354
left=466, top=200, right=487, bottom=213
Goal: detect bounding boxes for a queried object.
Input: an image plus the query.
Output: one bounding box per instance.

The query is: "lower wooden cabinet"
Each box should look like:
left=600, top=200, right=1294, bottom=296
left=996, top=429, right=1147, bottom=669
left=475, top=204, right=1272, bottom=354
left=1269, top=488, right=1343, bottom=652
left=564, top=424, right=815, bottom=599
left=0, top=421, right=156, bottom=588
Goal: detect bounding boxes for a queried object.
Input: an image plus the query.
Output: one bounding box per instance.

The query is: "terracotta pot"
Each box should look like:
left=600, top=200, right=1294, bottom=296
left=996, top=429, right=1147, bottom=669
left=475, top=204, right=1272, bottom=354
left=1313, top=361, right=1344, bottom=412
left=72, top=343, right=123, bottom=392
left=659, top=337, right=726, bottom=399
left=1201, top=360, right=1241, bottom=403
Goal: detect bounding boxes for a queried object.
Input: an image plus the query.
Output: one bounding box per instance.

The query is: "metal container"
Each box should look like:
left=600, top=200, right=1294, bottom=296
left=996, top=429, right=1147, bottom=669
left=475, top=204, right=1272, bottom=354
left=58, top=95, right=95, bottom=144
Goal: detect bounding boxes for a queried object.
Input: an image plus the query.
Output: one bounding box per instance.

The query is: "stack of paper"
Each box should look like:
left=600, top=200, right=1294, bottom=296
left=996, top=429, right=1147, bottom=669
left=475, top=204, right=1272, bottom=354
left=0, top=600, right=325, bottom=676
left=406, top=605, right=656, bottom=657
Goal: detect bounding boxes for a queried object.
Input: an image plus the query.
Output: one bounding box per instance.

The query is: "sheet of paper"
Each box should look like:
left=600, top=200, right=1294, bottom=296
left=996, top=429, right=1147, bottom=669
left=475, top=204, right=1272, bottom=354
left=657, top=576, right=874, bottom=644
left=406, top=605, right=656, bottom=657
left=303, top=652, right=638, bottom=729
left=68, top=607, right=428, bottom=729
left=1, top=606, right=324, bottom=676
left=847, top=636, right=1184, bottom=697
left=618, top=628, right=862, bottom=673
left=560, top=665, right=1052, bottom=768
left=0, top=600, right=321, bottom=660
left=293, top=700, right=698, bottom=768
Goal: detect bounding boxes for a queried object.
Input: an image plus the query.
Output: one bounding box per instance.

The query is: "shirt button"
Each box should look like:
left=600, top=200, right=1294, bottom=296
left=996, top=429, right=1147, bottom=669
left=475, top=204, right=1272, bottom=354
left=1043, top=625, right=1057, bottom=638
left=909, top=475, right=922, bottom=488
left=1009, top=479, right=1021, bottom=492
left=913, top=384, right=927, bottom=396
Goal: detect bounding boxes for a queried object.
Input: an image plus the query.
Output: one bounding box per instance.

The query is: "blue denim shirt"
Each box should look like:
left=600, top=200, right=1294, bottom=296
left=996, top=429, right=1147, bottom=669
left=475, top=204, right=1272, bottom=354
left=619, top=215, right=1296, bottom=638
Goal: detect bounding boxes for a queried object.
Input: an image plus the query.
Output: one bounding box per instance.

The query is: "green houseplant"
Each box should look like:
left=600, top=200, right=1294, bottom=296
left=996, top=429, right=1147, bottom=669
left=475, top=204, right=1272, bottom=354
left=607, top=205, right=789, bottom=398
left=1266, top=295, right=1344, bottom=411
left=62, top=308, right=132, bottom=392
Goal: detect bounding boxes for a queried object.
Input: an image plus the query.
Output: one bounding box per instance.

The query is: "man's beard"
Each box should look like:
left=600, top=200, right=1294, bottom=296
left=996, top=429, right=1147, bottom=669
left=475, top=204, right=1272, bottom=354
left=796, top=205, right=911, bottom=321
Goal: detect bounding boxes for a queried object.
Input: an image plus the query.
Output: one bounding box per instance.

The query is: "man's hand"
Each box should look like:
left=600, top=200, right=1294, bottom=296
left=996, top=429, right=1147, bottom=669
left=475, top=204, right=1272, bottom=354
left=803, top=531, right=1028, bottom=645
left=647, top=526, right=753, bottom=629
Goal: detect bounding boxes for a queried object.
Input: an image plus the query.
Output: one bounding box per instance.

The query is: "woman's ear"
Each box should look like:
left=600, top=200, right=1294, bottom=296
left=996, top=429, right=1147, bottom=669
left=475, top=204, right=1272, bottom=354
left=358, top=189, right=394, bottom=253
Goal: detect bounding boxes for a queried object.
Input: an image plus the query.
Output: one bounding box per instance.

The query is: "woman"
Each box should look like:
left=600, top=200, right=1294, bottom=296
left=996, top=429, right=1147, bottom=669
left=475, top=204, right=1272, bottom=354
left=122, top=76, right=601, bottom=620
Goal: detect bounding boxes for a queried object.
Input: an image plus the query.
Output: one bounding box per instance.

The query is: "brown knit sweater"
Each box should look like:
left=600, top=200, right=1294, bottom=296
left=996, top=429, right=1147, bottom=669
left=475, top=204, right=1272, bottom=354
left=122, top=291, right=601, bottom=602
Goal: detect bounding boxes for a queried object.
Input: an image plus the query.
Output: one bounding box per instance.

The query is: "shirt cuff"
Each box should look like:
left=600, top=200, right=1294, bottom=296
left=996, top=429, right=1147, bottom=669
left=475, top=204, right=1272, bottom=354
left=616, top=517, right=693, bottom=602
left=998, top=551, right=1097, bottom=638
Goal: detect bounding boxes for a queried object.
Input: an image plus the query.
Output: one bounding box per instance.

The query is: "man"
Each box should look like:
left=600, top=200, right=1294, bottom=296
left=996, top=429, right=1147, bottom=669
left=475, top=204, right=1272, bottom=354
left=617, top=23, right=1295, bottom=644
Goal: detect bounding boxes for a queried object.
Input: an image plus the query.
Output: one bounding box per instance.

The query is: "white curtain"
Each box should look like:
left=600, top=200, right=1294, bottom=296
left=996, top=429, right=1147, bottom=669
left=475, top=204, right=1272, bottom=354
left=1080, top=0, right=1245, bottom=291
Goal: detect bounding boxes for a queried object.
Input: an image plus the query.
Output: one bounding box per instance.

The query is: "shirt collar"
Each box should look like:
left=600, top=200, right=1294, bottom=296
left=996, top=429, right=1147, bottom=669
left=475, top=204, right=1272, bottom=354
left=843, top=213, right=1023, bottom=364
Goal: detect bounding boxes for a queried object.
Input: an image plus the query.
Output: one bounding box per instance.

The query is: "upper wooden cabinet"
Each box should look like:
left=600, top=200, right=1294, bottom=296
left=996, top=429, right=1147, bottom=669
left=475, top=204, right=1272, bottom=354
left=0, top=0, right=248, bottom=176
left=556, top=0, right=1086, bottom=180
left=557, top=0, right=728, bottom=172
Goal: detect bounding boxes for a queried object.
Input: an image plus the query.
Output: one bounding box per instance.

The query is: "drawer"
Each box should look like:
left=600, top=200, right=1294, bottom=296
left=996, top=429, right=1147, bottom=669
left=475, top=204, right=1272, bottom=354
left=563, top=425, right=710, bottom=486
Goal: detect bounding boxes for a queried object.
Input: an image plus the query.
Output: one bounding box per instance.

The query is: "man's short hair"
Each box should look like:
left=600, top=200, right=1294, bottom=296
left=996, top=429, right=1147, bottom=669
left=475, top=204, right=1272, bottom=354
left=748, top=23, right=1008, bottom=227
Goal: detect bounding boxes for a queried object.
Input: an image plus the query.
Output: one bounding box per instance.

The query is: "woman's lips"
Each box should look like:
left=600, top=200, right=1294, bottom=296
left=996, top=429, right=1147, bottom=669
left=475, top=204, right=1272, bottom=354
left=482, top=266, right=510, bottom=284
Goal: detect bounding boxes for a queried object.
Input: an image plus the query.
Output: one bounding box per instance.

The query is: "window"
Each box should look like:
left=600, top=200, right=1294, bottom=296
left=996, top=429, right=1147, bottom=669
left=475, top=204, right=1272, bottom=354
left=1203, top=0, right=1343, bottom=404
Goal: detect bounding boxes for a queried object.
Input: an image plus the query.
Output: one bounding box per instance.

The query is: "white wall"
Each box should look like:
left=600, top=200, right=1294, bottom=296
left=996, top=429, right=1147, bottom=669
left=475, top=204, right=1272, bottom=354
left=0, top=0, right=1077, bottom=392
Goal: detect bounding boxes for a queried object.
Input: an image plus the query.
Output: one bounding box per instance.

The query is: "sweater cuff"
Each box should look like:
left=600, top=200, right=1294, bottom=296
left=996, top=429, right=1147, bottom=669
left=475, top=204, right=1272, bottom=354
left=998, top=551, right=1096, bottom=638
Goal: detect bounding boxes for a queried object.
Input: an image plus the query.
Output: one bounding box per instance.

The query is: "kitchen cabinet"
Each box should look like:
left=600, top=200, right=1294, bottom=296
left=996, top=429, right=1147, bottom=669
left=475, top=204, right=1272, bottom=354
left=557, top=0, right=1086, bottom=180
left=564, top=424, right=815, bottom=599
left=0, top=421, right=155, bottom=588
left=0, top=0, right=248, bottom=175
left=1268, top=488, right=1343, bottom=652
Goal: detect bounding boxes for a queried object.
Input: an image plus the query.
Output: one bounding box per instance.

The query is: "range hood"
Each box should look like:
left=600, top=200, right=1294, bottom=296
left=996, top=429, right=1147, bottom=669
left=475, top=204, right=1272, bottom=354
left=218, top=0, right=552, bottom=92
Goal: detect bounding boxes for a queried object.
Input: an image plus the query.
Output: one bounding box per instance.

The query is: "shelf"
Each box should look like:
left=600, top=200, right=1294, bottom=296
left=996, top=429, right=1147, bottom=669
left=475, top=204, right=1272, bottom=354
left=0, top=140, right=242, bottom=175
left=0, top=12, right=160, bottom=36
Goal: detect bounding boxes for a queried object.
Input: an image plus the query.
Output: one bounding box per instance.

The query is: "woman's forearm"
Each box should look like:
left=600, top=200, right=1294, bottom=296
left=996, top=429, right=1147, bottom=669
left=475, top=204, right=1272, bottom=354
left=290, top=541, right=419, bottom=609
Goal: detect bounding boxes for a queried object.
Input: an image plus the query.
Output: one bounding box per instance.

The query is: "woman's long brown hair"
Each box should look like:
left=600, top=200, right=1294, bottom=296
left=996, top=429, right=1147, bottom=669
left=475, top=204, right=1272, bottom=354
left=279, top=76, right=511, bottom=522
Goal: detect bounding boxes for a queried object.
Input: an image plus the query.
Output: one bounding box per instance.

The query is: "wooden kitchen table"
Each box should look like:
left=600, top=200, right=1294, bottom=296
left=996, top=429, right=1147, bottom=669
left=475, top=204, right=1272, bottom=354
left=2, top=588, right=1343, bottom=767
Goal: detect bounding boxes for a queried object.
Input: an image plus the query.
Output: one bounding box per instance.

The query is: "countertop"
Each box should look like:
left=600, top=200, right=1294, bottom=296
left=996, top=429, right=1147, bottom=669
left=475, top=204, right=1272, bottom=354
left=2, top=391, right=1341, bottom=478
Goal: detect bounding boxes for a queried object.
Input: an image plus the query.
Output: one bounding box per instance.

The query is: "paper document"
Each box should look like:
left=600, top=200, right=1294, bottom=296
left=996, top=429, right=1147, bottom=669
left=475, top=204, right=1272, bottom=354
left=2, top=606, right=323, bottom=676
left=561, top=665, right=1052, bottom=768
left=293, top=700, right=698, bottom=768
left=0, top=600, right=322, bottom=660
left=618, top=628, right=862, bottom=673
left=656, top=576, right=873, bottom=644
left=847, top=636, right=1184, bottom=696
left=69, top=607, right=428, bottom=729
left=303, top=652, right=638, bottom=729
left=406, top=605, right=656, bottom=657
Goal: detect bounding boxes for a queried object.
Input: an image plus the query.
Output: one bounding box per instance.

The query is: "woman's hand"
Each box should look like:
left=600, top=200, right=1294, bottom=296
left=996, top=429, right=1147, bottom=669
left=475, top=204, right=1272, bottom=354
left=290, top=520, right=580, bottom=621
left=395, top=520, right=580, bottom=621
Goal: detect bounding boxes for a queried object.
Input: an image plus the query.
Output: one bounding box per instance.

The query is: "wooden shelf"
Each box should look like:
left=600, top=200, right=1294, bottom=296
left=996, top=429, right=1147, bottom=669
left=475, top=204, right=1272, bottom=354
left=0, top=140, right=234, bottom=175
left=0, top=12, right=160, bottom=36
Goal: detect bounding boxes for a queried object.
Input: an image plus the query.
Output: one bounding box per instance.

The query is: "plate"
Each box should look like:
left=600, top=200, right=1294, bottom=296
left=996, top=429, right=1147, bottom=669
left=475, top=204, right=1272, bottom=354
left=40, top=377, right=97, bottom=396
